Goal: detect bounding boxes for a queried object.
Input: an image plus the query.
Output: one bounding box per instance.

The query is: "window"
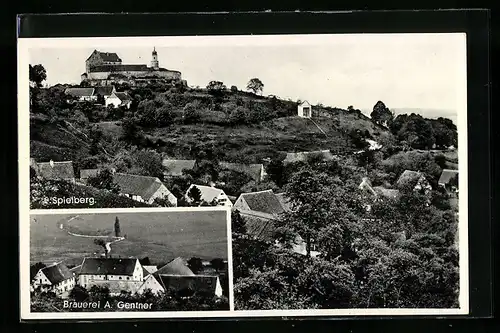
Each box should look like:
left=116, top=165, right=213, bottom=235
left=119, top=276, right=122, bottom=280
left=127, top=277, right=130, bottom=280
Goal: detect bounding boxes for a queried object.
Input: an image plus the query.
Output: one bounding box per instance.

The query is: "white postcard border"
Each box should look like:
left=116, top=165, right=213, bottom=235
left=18, top=33, right=469, bottom=319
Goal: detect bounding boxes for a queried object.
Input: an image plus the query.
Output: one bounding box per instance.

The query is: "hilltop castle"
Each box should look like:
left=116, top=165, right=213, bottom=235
left=81, top=48, right=183, bottom=86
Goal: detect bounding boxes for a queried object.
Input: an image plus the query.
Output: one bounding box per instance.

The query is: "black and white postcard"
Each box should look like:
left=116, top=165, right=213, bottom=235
left=19, top=33, right=468, bottom=318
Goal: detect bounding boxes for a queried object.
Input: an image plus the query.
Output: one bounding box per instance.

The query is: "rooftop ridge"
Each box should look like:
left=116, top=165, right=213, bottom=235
left=240, top=189, right=274, bottom=196
left=114, top=172, right=159, bottom=180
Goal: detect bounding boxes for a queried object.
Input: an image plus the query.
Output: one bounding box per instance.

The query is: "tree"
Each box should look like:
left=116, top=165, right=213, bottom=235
left=230, top=85, right=238, bottom=93
left=231, top=209, right=247, bottom=235
left=182, top=102, right=200, bottom=124
left=206, top=81, right=226, bottom=96
left=187, top=185, right=202, bottom=205
left=120, top=117, right=140, bottom=144
left=187, top=257, right=204, bottom=274
left=370, top=101, right=394, bottom=127
left=29, top=64, right=47, bottom=88
left=114, top=216, right=121, bottom=237
left=210, top=258, right=225, bottom=273
left=87, top=169, right=120, bottom=194
left=130, top=149, right=164, bottom=179
left=246, top=78, right=264, bottom=95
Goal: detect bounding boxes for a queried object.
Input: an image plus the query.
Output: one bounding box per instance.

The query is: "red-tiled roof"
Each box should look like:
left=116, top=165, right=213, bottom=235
left=80, top=258, right=138, bottom=276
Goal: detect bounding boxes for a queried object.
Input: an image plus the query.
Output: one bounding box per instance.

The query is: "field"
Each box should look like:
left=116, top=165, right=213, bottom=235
left=30, top=210, right=228, bottom=266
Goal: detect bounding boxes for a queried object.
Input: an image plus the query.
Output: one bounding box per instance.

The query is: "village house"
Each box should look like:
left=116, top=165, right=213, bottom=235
left=105, top=91, right=133, bottom=109
left=155, top=257, right=195, bottom=276
left=283, top=149, right=336, bottom=165
left=219, top=162, right=267, bottom=183
left=112, top=172, right=177, bottom=206
left=64, top=87, right=97, bottom=102
left=155, top=274, right=223, bottom=297
left=31, top=159, right=76, bottom=183
left=358, top=177, right=400, bottom=211
left=297, top=100, right=312, bottom=118
left=79, top=168, right=100, bottom=184
left=438, top=169, right=459, bottom=193
left=94, top=85, right=116, bottom=102
left=233, top=190, right=320, bottom=257
left=185, top=184, right=233, bottom=207
left=31, top=262, right=76, bottom=297
left=396, top=170, right=433, bottom=196
left=162, top=159, right=197, bottom=178
left=77, top=257, right=143, bottom=290
left=142, top=265, right=158, bottom=275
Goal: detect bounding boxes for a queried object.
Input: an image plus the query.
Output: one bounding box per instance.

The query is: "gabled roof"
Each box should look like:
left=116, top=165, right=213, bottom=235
left=87, top=50, right=122, bottom=62
left=240, top=213, right=279, bottom=241
left=162, top=159, right=197, bottom=177
left=155, top=257, right=194, bottom=276
left=113, top=92, right=132, bottom=102
left=438, top=169, right=459, bottom=185
left=112, top=173, right=167, bottom=201
left=64, top=88, right=95, bottom=97
left=35, top=160, right=75, bottom=180
left=396, top=170, right=425, bottom=189
left=94, top=85, right=115, bottom=96
left=283, top=150, right=335, bottom=164
left=80, top=168, right=100, bottom=179
left=156, top=274, right=219, bottom=295
left=186, top=184, right=225, bottom=203
left=219, top=162, right=264, bottom=182
left=79, top=258, right=138, bottom=276
left=238, top=190, right=285, bottom=215
left=143, top=265, right=158, bottom=274
left=40, top=263, right=73, bottom=284
left=299, top=100, right=311, bottom=106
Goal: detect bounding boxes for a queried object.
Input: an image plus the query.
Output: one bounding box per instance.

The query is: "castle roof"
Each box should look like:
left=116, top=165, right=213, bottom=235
left=79, top=258, right=138, bottom=276
left=40, top=263, right=73, bottom=285
left=162, top=159, right=197, bottom=177
left=112, top=173, right=167, bottom=202
left=89, top=64, right=149, bottom=73
left=87, top=50, right=122, bottom=63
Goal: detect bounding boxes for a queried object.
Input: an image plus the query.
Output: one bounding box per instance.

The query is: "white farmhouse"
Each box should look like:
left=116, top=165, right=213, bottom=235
left=105, top=92, right=133, bottom=108
left=31, top=262, right=76, bottom=297
left=185, top=184, right=233, bottom=207
left=297, top=100, right=312, bottom=118
left=77, top=257, right=143, bottom=290
left=112, top=172, right=178, bottom=206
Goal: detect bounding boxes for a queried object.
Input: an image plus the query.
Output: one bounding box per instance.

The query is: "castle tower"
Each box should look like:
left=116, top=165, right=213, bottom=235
left=151, top=47, right=159, bottom=70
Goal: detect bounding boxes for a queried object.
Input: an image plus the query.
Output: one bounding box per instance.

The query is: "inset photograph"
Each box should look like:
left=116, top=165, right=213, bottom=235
left=27, top=208, right=231, bottom=314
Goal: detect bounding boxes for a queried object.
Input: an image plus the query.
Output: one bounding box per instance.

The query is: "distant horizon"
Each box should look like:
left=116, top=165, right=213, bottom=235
left=27, top=34, right=466, bottom=121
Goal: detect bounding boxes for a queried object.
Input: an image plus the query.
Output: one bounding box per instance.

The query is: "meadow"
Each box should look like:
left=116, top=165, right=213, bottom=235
left=30, top=210, right=229, bottom=266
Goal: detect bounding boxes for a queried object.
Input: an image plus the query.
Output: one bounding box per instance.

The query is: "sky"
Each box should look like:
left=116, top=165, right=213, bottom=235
left=26, top=34, right=466, bottom=122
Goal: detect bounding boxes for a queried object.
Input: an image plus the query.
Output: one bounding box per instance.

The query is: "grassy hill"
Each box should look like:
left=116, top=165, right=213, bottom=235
left=30, top=210, right=229, bottom=265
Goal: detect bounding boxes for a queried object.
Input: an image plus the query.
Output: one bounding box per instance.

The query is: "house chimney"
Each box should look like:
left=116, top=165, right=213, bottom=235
left=49, top=160, right=54, bottom=167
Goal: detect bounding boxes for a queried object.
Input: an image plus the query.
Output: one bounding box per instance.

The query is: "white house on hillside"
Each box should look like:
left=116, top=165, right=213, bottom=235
left=297, top=100, right=312, bottom=118
left=112, top=172, right=178, bottom=206
left=105, top=92, right=133, bottom=108
left=185, top=184, right=233, bottom=207
left=31, top=262, right=76, bottom=297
